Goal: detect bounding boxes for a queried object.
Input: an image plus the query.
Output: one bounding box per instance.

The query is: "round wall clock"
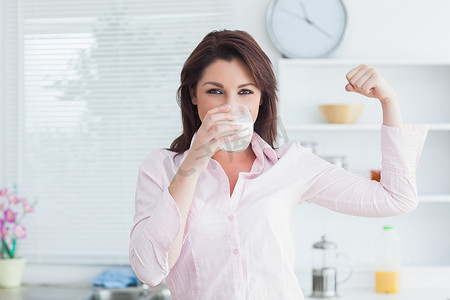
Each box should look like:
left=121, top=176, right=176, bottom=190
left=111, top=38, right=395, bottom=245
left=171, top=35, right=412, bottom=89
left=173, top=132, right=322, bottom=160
left=267, top=0, right=347, bottom=58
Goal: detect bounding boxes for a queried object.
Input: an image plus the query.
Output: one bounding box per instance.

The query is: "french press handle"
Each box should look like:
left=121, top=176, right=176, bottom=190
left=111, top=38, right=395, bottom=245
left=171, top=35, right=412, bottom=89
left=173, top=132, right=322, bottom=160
left=336, top=252, right=353, bottom=285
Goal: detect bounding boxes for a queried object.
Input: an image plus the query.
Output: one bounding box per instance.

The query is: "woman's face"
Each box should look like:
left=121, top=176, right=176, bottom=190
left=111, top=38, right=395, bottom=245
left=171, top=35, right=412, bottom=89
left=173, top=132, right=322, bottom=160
left=191, top=58, right=262, bottom=123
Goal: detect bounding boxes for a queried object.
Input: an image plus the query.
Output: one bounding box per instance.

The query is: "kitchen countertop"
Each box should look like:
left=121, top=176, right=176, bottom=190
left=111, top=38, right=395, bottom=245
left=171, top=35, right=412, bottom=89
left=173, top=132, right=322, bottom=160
left=0, top=285, right=449, bottom=300
left=304, top=289, right=450, bottom=300
left=0, top=284, right=93, bottom=300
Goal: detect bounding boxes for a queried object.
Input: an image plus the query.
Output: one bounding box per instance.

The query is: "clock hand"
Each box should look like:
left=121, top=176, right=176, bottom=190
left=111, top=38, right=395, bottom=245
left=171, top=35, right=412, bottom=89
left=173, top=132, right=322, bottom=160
left=300, top=1, right=310, bottom=19
left=299, top=1, right=333, bottom=39
left=281, top=7, right=332, bottom=39
left=281, top=7, right=308, bottom=22
left=309, top=22, right=332, bottom=39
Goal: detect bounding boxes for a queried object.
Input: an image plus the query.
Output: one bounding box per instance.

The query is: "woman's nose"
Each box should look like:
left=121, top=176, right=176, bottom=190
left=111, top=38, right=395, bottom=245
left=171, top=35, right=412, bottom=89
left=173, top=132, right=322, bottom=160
left=224, top=94, right=239, bottom=106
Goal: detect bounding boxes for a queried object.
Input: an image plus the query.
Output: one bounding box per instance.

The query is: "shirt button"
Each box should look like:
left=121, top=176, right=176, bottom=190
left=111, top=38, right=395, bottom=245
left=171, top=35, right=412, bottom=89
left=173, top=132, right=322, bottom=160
left=228, top=215, right=234, bottom=221
left=233, top=249, right=239, bottom=255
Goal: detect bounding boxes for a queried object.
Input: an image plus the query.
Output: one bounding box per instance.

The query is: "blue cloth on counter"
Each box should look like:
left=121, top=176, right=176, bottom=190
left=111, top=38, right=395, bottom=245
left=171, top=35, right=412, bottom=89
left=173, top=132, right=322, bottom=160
left=91, top=267, right=139, bottom=288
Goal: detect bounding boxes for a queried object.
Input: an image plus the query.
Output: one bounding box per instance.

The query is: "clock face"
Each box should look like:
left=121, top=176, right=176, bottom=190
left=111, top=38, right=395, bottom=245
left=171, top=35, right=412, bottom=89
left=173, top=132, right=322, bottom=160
left=267, top=0, right=347, bottom=58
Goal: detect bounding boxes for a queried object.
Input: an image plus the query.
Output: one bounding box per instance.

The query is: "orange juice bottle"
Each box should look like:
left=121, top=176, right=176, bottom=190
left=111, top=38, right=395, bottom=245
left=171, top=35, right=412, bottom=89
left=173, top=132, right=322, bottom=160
left=375, top=226, right=401, bottom=293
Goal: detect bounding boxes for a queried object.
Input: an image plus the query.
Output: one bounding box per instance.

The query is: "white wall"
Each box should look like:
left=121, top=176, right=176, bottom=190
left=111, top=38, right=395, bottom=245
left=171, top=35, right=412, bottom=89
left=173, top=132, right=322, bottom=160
left=234, top=0, right=281, bottom=68
left=236, top=0, right=450, bottom=65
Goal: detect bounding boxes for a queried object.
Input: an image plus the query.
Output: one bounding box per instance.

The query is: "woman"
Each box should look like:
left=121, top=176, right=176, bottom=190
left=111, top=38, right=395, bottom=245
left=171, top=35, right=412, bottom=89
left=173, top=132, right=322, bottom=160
left=129, top=30, right=427, bottom=299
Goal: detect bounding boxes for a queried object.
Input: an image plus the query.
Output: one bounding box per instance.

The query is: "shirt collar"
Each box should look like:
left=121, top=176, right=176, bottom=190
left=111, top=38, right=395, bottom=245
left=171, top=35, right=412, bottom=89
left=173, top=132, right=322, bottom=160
left=250, top=131, right=279, bottom=166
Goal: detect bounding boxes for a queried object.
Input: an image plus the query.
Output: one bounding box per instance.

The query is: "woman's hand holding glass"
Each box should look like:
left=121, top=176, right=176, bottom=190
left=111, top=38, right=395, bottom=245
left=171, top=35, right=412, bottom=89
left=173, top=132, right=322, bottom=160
left=184, top=104, right=243, bottom=174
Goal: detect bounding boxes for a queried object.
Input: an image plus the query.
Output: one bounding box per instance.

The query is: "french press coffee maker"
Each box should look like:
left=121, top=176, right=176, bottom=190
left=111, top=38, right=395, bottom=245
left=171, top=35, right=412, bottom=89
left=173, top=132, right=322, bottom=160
left=311, top=236, right=353, bottom=298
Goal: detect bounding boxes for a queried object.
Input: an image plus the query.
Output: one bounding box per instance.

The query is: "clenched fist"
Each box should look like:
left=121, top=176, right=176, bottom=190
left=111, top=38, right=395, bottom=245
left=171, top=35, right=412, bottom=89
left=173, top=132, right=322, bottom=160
left=345, top=64, right=403, bottom=128
left=345, top=64, right=397, bottom=103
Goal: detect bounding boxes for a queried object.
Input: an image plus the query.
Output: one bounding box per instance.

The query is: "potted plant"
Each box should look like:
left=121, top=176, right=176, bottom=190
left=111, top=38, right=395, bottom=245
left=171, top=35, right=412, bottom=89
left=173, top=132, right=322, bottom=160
left=0, top=186, right=37, bottom=288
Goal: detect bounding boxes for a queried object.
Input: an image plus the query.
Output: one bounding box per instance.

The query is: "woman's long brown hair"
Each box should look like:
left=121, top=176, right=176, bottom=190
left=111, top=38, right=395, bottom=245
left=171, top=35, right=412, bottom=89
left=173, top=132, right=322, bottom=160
left=168, top=30, right=278, bottom=155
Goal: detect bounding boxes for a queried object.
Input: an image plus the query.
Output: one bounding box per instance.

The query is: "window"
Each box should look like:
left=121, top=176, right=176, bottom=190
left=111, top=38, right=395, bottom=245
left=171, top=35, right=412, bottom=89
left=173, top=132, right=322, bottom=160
left=1, top=0, right=236, bottom=264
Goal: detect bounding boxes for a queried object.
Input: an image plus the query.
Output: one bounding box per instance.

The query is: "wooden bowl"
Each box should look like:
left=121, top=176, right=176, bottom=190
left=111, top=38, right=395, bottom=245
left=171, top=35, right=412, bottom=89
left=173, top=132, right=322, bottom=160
left=318, top=104, right=364, bottom=124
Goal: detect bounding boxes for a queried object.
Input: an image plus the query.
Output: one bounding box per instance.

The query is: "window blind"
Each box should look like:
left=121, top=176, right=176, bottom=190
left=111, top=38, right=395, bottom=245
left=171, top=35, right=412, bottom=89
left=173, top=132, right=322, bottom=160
left=1, top=0, right=236, bottom=264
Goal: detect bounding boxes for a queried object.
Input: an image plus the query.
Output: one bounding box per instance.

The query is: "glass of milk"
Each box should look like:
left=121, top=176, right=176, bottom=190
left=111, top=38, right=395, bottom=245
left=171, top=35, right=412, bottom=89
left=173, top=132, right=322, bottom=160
left=218, top=104, right=253, bottom=153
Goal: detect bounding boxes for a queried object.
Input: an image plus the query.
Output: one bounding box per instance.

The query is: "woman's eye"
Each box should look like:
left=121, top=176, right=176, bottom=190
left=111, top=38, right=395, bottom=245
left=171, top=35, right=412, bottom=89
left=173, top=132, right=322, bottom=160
left=239, top=89, right=253, bottom=95
left=207, top=89, right=222, bottom=95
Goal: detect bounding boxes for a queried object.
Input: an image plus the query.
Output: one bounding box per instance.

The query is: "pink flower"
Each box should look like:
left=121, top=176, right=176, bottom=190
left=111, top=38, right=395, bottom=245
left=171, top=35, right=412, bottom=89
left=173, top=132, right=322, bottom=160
left=0, top=202, right=3, bottom=211
left=0, top=188, right=7, bottom=196
left=4, top=209, right=17, bottom=223
left=1, top=226, right=8, bottom=239
left=8, top=195, right=19, bottom=204
left=14, top=225, right=27, bottom=239
left=24, top=203, right=34, bottom=213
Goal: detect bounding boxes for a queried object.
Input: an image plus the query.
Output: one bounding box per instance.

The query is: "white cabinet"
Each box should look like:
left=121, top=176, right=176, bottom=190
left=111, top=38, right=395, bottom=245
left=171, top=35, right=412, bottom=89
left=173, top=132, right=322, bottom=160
left=277, top=58, right=450, bottom=203
left=278, top=58, right=450, bottom=271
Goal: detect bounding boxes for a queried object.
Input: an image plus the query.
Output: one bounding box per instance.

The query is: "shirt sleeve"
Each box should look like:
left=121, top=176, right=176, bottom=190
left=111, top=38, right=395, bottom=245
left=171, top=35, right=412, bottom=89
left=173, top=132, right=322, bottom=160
left=129, top=150, right=182, bottom=287
left=299, top=124, right=428, bottom=217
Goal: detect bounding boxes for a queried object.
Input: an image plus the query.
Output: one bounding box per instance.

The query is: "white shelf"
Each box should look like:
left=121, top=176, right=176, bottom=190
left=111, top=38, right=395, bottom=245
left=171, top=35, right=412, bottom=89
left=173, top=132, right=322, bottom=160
left=419, top=194, right=450, bottom=203
left=284, top=123, right=450, bottom=131
left=285, top=124, right=378, bottom=131
left=280, top=57, right=450, bottom=269
left=279, top=58, right=450, bottom=66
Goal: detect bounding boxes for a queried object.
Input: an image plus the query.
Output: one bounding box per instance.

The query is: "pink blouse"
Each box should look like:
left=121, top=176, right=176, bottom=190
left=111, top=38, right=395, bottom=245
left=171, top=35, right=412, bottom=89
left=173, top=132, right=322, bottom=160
left=129, top=124, right=428, bottom=300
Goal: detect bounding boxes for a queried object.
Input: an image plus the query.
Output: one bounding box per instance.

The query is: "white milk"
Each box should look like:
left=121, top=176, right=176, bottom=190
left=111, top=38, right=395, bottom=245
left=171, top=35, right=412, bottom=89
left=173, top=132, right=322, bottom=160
left=217, top=104, right=253, bottom=153
left=218, top=120, right=253, bottom=152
